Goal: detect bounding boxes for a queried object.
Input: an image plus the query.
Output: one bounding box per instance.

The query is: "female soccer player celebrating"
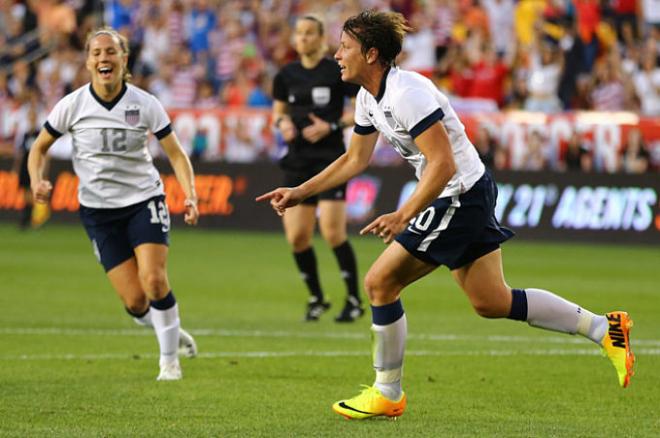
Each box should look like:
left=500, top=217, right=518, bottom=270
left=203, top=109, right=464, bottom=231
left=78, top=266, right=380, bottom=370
left=28, top=28, right=199, bottom=381
left=258, top=10, right=634, bottom=419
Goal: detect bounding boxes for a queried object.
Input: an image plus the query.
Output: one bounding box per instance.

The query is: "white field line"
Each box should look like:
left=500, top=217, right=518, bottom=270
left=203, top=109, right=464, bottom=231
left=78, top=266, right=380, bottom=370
left=1, top=348, right=660, bottom=361
left=2, top=327, right=660, bottom=346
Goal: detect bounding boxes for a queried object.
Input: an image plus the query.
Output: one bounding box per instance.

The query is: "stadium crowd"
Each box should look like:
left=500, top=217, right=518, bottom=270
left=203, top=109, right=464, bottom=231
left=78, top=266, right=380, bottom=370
left=0, top=0, right=658, bottom=172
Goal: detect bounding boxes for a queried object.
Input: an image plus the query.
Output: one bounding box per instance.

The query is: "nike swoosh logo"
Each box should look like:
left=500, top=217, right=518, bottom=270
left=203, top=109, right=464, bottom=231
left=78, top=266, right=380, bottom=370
left=338, top=402, right=375, bottom=415
left=406, top=227, right=421, bottom=235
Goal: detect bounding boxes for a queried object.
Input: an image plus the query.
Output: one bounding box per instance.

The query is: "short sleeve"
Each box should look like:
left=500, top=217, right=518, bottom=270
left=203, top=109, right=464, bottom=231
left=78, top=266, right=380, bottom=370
left=395, top=87, right=445, bottom=139
left=272, top=70, right=288, bottom=102
left=45, top=95, right=72, bottom=138
left=146, top=94, right=172, bottom=139
left=353, top=90, right=376, bottom=135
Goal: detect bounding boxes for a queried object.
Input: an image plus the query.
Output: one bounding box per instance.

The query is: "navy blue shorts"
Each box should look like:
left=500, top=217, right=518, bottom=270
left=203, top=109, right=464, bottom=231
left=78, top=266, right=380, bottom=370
left=79, top=195, right=170, bottom=272
left=283, top=168, right=346, bottom=205
left=395, top=171, right=514, bottom=270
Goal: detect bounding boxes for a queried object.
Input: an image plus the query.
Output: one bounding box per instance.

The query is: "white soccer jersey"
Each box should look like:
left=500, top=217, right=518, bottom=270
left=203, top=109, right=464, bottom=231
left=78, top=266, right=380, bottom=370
left=45, top=83, right=171, bottom=208
left=354, top=67, right=484, bottom=198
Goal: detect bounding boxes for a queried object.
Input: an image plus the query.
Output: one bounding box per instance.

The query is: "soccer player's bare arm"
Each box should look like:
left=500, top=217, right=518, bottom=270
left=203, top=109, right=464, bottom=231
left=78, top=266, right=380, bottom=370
left=297, top=129, right=378, bottom=199
left=159, top=131, right=199, bottom=225
left=397, top=121, right=456, bottom=222
left=360, top=122, right=456, bottom=242
left=27, top=129, right=57, bottom=203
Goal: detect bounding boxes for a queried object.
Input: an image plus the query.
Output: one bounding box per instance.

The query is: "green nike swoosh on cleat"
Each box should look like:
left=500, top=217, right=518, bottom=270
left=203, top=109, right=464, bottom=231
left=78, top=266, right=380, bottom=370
left=338, top=402, right=375, bottom=415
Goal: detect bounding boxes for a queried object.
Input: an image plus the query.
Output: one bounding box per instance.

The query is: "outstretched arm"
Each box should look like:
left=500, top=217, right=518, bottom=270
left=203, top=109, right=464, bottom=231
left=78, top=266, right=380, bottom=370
left=159, top=131, right=199, bottom=225
left=256, top=130, right=379, bottom=215
left=27, top=129, right=57, bottom=203
left=361, top=121, right=456, bottom=243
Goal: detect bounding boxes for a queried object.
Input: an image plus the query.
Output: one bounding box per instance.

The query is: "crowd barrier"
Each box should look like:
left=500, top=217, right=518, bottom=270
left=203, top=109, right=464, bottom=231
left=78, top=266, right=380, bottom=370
left=1, top=159, right=658, bottom=245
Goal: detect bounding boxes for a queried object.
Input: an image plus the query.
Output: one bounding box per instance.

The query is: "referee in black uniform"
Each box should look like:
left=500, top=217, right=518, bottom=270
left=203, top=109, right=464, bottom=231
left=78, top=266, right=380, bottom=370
left=271, top=14, right=363, bottom=322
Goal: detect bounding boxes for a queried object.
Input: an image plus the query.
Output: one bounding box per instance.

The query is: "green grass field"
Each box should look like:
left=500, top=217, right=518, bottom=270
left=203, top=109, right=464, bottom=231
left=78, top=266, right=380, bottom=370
left=1, top=223, right=659, bottom=437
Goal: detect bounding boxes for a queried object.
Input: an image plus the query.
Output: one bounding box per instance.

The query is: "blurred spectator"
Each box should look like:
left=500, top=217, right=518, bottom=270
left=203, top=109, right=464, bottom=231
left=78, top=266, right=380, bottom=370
left=186, top=0, right=217, bottom=57
left=430, top=0, right=456, bottom=64
left=473, top=125, right=506, bottom=169
left=210, top=17, right=247, bottom=90
left=247, top=73, right=273, bottom=108
left=190, top=127, right=208, bottom=163
left=166, top=0, right=186, bottom=47
left=400, top=11, right=436, bottom=77
left=139, top=11, right=170, bottom=73
left=195, top=80, right=218, bottom=109
left=620, top=128, right=651, bottom=173
left=632, top=47, right=660, bottom=116
left=467, top=42, right=510, bottom=106
left=572, top=0, right=601, bottom=72
left=525, top=42, right=563, bottom=112
left=520, top=130, right=548, bottom=170
left=561, top=131, right=593, bottom=172
left=106, top=0, right=134, bottom=31
left=34, top=0, right=76, bottom=43
left=558, top=18, right=587, bottom=109
left=514, top=0, right=546, bottom=48
left=170, top=47, right=201, bottom=109
left=483, top=0, right=515, bottom=57
left=11, top=102, right=41, bottom=229
left=589, top=57, right=628, bottom=111
left=221, top=69, right=254, bottom=108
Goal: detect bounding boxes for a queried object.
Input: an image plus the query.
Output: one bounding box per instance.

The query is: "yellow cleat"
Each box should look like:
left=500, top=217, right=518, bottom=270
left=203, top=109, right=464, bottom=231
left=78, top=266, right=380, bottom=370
left=602, top=311, right=635, bottom=388
left=332, top=385, right=406, bottom=420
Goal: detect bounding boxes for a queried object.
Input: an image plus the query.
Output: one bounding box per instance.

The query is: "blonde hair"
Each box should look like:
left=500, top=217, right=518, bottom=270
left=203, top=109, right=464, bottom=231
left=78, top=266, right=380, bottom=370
left=84, top=27, right=132, bottom=82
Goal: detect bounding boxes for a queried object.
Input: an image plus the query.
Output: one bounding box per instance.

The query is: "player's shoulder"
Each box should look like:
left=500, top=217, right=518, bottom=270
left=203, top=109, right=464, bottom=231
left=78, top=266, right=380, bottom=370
left=57, top=83, right=91, bottom=107
left=388, top=68, right=438, bottom=97
left=125, top=83, right=159, bottom=104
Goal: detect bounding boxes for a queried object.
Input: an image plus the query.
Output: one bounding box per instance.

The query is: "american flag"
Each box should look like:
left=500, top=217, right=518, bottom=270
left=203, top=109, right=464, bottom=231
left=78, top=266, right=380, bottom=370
left=125, top=109, right=140, bottom=126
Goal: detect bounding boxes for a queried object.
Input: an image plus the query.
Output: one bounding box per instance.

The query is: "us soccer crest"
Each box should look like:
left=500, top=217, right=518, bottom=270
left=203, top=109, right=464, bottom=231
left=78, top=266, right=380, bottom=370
left=124, top=106, right=140, bottom=126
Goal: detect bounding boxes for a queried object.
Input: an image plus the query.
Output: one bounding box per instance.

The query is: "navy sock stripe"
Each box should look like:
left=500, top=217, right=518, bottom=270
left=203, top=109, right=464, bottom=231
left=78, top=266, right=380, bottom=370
left=125, top=306, right=149, bottom=319
left=150, top=291, right=176, bottom=310
left=371, top=300, right=404, bottom=325
left=508, top=288, right=528, bottom=321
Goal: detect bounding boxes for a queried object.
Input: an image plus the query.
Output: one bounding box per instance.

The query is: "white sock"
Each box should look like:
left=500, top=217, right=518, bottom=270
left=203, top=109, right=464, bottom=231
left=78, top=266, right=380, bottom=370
left=372, top=314, right=406, bottom=401
left=577, top=309, right=608, bottom=345
left=525, top=288, right=607, bottom=345
left=150, top=303, right=180, bottom=367
left=132, top=309, right=153, bottom=328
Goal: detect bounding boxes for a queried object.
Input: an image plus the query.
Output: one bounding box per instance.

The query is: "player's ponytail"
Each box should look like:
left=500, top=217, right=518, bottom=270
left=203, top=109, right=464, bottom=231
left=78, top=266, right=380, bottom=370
left=84, top=27, right=133, bottom=82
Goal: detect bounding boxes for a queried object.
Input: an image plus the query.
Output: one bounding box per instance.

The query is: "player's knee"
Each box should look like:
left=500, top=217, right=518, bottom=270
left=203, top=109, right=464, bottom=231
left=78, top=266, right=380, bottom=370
left=139, top=270, right=168, bottom=295
left=287, top=233, right=312, bottom=252
left=364, top=270, right=400, bottom=305
left=321, top=229, right=345, bottom=247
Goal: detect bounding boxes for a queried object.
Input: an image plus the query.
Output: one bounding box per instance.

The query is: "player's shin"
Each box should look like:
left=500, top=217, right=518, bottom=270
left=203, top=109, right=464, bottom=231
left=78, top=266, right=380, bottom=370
left=150, top=291, right=181, bottom=366
left=371, top=300, right=406, bottom=401
left=509, top=288, right=607, bottom=344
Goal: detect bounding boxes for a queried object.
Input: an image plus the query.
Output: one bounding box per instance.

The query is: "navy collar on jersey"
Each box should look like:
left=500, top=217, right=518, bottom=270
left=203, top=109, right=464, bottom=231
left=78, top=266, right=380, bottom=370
left=374, top=66, right=391, bottom=103
left=89, top=82, right=127, bottom=111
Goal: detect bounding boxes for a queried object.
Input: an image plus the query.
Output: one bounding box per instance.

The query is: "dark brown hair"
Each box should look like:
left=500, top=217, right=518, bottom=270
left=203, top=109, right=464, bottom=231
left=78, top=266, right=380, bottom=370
left=342, top=10, right=410, bottom=66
